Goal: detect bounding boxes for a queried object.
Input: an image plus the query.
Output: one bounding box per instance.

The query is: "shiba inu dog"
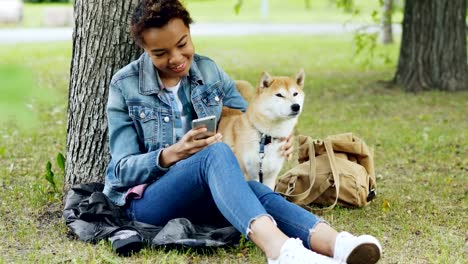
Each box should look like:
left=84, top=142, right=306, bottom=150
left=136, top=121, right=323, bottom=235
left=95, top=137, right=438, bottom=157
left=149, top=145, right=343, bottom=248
left=219, top=69, right=305, bottom=190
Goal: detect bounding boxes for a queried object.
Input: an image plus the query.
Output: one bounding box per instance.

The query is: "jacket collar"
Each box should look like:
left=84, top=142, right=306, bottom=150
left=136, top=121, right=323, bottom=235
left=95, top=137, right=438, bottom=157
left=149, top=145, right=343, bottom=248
left=138, top=53, right=204, bottom=95
left=187, top=56, right=204, bottom=86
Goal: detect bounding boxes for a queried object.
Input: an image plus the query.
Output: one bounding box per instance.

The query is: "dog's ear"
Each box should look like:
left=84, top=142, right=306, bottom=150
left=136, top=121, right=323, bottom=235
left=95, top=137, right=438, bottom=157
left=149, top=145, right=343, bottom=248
left=295, top=68, right=305, bottom=88
left=259, top=72, right=273, bottom=89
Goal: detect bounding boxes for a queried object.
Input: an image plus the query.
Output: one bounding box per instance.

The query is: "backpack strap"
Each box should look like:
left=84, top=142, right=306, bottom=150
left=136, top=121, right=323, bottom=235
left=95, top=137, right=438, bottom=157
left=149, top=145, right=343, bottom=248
left=276, top=137, right=341, bottom=210
left=277, top=136, right=317, bottom=204
left=301, top=139, right=340, bottom=211
left=320, top=139, right=341, bottom=210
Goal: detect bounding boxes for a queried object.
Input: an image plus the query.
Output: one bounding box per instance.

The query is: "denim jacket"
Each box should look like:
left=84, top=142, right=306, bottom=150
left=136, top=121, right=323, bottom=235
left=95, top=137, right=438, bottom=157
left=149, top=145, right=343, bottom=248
left=104, top=52, right=247, bottom=206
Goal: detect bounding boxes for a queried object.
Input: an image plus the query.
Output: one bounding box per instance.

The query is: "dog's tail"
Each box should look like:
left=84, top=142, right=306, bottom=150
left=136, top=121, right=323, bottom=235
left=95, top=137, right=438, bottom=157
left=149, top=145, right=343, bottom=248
left=235, top=80, right=255, bottom=102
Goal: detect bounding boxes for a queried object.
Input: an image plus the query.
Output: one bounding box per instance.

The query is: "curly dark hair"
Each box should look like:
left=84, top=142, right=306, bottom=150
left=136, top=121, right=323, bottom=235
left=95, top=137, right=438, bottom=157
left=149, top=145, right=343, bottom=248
left=130, top=0, right=193, bottom=47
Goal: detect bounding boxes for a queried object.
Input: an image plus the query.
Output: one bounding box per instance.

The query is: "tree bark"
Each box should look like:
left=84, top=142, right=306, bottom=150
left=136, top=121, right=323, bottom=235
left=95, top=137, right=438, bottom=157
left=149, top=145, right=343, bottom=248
left=65, top=0, right=141, bottom=191
left=394, top=0, right=468, bottom=92
left=381, top=0, right=393, bottom=44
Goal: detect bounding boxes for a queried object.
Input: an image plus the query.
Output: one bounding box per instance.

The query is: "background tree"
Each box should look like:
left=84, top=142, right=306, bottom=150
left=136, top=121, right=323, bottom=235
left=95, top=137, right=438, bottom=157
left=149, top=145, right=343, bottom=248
left=380, top=0, right=393, bottom=44
left=65, top=0, right=140, bottom=191
left=393, top=0, right=467, bottom=92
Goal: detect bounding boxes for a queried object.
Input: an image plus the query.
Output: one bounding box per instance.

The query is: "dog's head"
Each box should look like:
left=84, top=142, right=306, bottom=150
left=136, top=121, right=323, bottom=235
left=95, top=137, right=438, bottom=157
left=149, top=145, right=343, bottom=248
left=254, top=69, right=305, bottom=120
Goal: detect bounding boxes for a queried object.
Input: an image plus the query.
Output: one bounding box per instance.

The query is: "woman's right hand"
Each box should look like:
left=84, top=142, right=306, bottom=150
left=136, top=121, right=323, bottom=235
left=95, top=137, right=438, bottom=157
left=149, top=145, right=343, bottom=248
left=159, top=127, right=223, bottom=168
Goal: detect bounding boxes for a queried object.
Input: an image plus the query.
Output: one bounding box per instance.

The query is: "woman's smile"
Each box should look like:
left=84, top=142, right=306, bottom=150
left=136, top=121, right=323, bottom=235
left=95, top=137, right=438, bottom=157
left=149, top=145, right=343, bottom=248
left=170, top=61, right=187, bottom=73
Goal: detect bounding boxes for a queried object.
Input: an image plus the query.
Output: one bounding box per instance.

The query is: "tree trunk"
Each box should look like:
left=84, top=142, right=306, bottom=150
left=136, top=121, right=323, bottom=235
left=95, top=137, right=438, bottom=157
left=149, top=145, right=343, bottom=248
left=394, top=0, right=468, bottom=92
left=381, top=0, right=393, bottom=44
left=65, top=0, right=141, bottom=191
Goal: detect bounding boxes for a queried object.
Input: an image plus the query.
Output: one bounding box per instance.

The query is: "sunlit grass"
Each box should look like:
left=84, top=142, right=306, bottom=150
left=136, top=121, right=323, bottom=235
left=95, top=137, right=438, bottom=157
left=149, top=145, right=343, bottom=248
left=1, top=0, right=405, bottom=28
left=0, top=35, right=466, bottom=263
left=0, top=42, right=70, bottom=130
left=187, top=0, right=404, bottom=24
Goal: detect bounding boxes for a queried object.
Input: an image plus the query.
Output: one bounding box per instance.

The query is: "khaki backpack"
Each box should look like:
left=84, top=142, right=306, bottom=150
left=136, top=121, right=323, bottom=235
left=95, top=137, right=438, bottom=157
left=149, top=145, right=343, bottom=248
left=275, top=133, right=377, bottom=209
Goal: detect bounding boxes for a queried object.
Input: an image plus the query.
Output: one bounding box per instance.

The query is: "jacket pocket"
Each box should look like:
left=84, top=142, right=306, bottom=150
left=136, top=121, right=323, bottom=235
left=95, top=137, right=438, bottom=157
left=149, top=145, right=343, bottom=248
left=128, top=103, right=159, bottom=143
left=200, top=81, right=225, bottom=106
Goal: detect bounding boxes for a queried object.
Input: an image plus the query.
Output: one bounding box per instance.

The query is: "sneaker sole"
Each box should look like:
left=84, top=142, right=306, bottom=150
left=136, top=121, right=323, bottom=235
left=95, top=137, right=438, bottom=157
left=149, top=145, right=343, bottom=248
left=346, top=236, right=381, bottom=264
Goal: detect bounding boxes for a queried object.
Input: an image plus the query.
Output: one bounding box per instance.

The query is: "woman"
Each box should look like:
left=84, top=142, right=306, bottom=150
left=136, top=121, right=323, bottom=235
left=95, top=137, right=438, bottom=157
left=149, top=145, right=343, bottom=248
left=103, top=1, right=382, bottom=263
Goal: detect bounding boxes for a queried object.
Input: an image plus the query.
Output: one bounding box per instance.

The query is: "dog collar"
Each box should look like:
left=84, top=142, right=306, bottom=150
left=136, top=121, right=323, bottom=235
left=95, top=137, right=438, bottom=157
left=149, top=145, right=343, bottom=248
left=260, top=134, right=272, bottom=147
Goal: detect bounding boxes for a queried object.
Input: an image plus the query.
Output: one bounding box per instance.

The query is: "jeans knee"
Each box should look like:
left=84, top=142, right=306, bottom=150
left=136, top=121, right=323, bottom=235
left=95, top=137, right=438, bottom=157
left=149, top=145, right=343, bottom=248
left=198, top=142, right=244, bottom=185
left=204, top=142, right=236, bottom=160
left=197, top=142, right=239, bottom=173
left=207, top=141, right=230, bottom=152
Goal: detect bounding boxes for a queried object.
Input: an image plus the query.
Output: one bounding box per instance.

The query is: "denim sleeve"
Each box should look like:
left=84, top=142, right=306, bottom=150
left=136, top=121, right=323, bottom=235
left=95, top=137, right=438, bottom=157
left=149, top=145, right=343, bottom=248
left=106, top=82, right=168, bottom=188
left=218, top=67, right=248, bottom=111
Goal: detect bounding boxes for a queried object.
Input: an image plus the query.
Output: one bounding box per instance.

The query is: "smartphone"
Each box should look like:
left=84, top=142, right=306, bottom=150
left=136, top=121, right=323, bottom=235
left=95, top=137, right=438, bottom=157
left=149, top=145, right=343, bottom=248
left=191, top=115, right=217, bottom=140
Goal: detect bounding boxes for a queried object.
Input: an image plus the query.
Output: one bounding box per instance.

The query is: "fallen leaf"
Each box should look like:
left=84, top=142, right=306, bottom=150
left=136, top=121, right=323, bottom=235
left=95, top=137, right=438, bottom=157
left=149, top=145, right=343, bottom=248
left=382, top=199, right=391, bottom=212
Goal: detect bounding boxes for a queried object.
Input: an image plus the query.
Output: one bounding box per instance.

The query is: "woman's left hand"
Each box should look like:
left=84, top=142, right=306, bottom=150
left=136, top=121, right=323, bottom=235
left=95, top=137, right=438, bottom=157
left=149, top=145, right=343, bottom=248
left=281, top=133, right=294, bottom=160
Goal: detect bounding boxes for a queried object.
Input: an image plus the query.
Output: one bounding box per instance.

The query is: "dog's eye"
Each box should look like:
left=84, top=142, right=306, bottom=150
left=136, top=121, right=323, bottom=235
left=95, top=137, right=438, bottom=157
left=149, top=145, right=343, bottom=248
left=276, top=93, right=284, bottom=98
left=293, top=92, right=298, bottom=96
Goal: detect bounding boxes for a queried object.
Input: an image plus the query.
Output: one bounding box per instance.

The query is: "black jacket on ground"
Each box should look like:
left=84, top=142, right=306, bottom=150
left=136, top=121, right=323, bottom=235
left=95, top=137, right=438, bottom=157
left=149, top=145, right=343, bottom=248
left=63, top=183, right=241, bottom=255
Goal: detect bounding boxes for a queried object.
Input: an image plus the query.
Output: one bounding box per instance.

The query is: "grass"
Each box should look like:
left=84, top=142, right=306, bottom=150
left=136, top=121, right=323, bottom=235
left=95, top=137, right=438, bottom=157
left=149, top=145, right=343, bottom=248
left=186, top=0, right=403, bottom=24
left=1, top=0, right=404, bottom=28
left=0, top=34, right=467, bottom=263
left=1, top=2, right=71, bottom=28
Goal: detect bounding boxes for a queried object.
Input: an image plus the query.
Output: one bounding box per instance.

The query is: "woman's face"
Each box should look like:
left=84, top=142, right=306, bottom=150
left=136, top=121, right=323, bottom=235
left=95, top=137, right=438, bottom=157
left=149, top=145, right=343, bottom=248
left=141, top=18, right=194, bottom=86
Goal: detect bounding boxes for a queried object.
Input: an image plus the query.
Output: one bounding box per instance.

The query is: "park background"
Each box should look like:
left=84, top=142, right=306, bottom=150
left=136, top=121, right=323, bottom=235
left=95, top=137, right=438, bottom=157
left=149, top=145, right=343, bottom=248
left=0, top=0, right=466, bottom=263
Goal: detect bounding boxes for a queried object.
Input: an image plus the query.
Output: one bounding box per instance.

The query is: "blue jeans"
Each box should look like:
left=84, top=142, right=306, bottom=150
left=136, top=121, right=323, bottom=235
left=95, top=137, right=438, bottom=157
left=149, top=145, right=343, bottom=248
left=126, top=142, right=323, bottom=249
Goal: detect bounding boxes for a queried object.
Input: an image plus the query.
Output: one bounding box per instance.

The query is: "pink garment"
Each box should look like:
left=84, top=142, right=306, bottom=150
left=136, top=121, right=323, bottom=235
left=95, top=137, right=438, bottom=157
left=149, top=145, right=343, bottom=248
left=126, top=184, right=148, bottom=200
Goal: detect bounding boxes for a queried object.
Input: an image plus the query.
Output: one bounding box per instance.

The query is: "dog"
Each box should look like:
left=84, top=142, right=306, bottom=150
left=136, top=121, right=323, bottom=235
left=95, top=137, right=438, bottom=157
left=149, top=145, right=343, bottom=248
left=218, top=69, right=305, bottom=190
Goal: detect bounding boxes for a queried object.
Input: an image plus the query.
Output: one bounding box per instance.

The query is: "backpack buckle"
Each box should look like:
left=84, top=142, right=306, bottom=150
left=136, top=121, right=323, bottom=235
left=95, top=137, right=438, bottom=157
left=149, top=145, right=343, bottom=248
left=367, top=189, right=376, bottom=202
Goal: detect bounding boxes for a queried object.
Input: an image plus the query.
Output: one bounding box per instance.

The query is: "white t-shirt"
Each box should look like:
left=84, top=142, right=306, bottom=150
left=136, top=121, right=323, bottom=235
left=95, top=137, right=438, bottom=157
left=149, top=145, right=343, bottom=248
left=165, top=81, right=190, bottom=140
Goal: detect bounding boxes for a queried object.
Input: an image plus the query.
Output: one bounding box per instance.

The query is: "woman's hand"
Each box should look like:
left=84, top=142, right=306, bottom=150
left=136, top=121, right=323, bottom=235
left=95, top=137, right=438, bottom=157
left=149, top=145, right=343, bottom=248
left=281, top=133, right=294, bottom=160
left=159, top=127, right=223, bottom=168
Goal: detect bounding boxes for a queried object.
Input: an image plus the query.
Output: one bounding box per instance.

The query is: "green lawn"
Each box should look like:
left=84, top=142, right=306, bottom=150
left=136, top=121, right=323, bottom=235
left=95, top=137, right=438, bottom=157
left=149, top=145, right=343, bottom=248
left=2, top=0, right=404, bottom=28
left=186, top=0, right=403, bottom=23
left=8, top=3, right=71, bottom=28
left=0, top=35, right=466, bottom=263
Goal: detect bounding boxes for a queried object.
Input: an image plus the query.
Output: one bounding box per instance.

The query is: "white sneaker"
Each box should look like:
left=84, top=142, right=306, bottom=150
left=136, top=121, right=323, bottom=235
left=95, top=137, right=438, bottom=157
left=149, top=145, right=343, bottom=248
left=268, top=237, right=340, bottom=264
left=333, top=232, right=382, bottom=264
